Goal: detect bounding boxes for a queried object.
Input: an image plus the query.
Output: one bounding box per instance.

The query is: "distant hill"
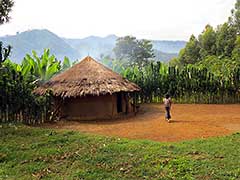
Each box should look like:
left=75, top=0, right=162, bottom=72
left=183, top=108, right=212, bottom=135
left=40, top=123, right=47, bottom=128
left=0, top=29, right=80, bottom=64
left=152, top=40, right=186, bottom=54
left=154, top=50, right=178, bottom=62
left=64, top=34, right=117, bottom=59
left=0, top=29, right=186, bottom=63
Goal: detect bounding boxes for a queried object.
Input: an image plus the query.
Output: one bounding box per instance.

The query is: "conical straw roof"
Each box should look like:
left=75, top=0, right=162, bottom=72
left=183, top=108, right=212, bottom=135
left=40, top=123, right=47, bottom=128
left=35, top=56, right=140, bottom=98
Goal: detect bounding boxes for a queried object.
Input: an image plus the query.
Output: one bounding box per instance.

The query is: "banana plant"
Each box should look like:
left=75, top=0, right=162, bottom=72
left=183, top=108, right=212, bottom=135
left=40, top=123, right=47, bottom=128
left=21, top=49, right=61, bottom=83
left=61, top=56, right=71, bottom=72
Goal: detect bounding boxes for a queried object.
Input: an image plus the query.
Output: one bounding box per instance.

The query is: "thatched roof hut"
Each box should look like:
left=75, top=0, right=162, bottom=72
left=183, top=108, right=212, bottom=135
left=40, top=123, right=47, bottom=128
left=35, top=56, right=140, bottom=120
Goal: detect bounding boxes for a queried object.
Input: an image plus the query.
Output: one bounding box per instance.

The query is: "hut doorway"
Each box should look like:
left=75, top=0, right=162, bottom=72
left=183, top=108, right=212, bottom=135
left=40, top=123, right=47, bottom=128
left=117, top=93, right=122, bottom=113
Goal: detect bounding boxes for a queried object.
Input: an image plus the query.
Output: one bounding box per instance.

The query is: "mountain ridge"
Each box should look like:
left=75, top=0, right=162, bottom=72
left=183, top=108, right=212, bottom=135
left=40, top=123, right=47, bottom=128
left=0, top=29, right=186, bottom=64
left=0, top=29, right=80, bottom=63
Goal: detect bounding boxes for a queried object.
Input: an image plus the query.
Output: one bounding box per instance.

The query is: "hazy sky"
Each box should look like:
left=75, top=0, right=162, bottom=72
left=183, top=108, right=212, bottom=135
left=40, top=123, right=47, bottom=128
left=0, top=0, right=236, bottom=40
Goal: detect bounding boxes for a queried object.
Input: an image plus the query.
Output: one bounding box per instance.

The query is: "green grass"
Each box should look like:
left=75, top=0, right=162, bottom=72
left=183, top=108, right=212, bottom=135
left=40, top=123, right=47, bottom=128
left=0, top=124, right=239, bottom=180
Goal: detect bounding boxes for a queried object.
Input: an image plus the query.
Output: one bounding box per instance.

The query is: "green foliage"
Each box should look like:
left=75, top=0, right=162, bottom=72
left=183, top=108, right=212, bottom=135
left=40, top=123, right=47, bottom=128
left=21, top=49, right=61, bottom=83
left=198, top=25, right=217, bottom=58
left=113, top=36, right=138, bottom=60
left=104, top=47, right=240, bottom=104
left=177, top=0, right=240, bottom=66
left=0, top=0, right=14, bottom=25
left=0, top=125, right=239, bottom=179
left=178, top=35, right=201, bottom=65
left=121, top=60, right=240, bottom=104
left=0, top=61, right=53, bottom=124
left=232, top=35, right=240, bottom=60
left=0, top=41, right=11, bottom=67
left=61, top=56, right=71, bottom=71
left=162, top=0, right=240, bottom=103
left=169, top=57, right=181, bottom=67
left=216, top=23, right=236, bottom=58
left=113, top=36, right=155, bottom=67
left=137, top=39, right=155, bottom=62
left=101, top=57, right=127, bottom=73
left=0, top=50, right=74, bottom=124
left=231, top=0, right=240, bottom=34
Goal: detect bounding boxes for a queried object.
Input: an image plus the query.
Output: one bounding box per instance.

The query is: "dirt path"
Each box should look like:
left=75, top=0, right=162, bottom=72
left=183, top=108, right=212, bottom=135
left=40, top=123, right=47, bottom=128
left=42, top=104, right=240, bottom=142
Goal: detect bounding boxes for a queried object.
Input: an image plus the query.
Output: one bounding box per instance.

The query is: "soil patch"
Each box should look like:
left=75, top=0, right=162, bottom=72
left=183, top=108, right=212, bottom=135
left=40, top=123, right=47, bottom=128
left=42, top=104, right=240, bottom=142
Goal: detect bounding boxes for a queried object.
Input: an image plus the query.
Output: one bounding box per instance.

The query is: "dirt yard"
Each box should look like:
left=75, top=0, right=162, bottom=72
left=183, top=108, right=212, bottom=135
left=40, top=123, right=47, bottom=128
left=43, top=104, right=240, bottom=142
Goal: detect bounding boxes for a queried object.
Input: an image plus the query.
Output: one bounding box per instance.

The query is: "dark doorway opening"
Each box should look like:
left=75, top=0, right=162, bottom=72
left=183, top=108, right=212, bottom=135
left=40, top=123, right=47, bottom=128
left=117, top=93, right=122, bottom=113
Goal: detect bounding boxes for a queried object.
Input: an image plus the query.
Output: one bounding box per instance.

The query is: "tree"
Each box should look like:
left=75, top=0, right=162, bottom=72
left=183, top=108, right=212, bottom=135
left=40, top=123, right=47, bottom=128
left=0, top=0, right=14, bottom=66
left=230, top=0, right=240, bottom=34
left=216, top=23, right=236, bottom=58
left=178, top=35, right=201, bottom=65
left=113, top=36, right=139, bottom=60
left=232, top=35, right=240, bottom=60
left=137, top=39, right=155, bottom=64
left=198, top=25, right=217, bottom=58
left=113, top=36, right=155, bottom=67
left=0, top=0, right=14, bottom=25
left=0, top=41, right=11, bottom=67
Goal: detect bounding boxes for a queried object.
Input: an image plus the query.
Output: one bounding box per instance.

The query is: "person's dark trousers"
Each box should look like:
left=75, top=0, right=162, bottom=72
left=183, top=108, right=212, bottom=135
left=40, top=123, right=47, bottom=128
left=165, top=107, right=171, bottom=119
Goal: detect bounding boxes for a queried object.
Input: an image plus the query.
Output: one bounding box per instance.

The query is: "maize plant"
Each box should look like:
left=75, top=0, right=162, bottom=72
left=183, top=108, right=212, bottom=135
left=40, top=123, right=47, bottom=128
left=121, top=61, right=240, bottom=104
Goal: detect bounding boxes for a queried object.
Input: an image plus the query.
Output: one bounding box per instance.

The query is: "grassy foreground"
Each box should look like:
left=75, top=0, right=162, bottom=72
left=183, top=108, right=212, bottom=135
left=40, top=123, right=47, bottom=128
left=0, top=124, right=239, bottom=180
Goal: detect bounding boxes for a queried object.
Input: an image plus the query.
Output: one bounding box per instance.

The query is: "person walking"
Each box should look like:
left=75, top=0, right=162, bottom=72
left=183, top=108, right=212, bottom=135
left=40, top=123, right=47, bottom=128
left=163, top=94, right=172, bottom=123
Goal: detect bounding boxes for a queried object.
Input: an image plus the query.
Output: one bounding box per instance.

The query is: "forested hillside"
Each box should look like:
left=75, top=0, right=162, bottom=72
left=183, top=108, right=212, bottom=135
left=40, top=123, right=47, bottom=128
left=0, top=29, right=80, bottom=63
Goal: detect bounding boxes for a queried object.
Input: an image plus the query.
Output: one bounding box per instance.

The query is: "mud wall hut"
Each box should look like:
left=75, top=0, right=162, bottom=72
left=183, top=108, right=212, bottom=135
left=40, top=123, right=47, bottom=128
left=35, top=56, right=140, bottom=120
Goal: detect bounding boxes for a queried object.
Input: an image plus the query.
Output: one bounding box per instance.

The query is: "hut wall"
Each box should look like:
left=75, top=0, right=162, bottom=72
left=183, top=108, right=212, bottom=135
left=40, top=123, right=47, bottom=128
left=58, top=93, right=135, bottom=120
left=61, top=94, right=118, bottom=120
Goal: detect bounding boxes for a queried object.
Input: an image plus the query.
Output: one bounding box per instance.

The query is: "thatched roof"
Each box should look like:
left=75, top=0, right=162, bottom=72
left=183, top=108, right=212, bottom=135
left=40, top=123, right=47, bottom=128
left=35, top=56, right=140, bottom=98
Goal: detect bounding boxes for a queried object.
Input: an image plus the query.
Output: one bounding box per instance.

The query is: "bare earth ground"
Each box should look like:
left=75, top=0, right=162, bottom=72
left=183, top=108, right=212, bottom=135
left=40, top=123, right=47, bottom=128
left=42, top=104, right=240, bottom=142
